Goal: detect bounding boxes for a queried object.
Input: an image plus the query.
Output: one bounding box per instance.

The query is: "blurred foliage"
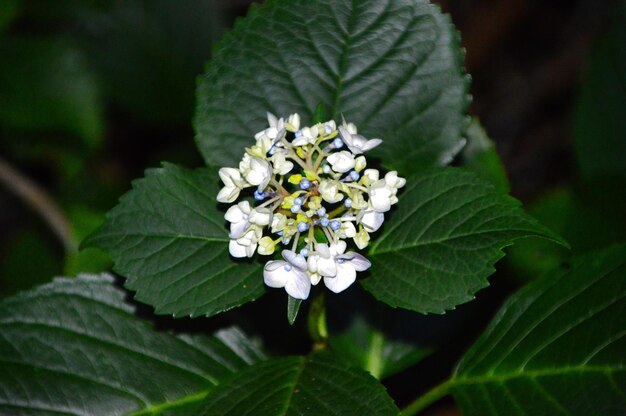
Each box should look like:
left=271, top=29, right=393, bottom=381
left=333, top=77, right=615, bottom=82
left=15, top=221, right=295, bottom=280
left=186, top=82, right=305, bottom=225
left=0, top=37, right=103, bottom=145
left=573, top=3, right=626, bottom=179
left=76, top=0, right=225, bottom=126
left=0, top=0, right=224, bottom=297
left=507, top=6, right=626, bottom=281
left=458, top=118, right=510, bottom=194
left=0, top=0, right=21, bottom=33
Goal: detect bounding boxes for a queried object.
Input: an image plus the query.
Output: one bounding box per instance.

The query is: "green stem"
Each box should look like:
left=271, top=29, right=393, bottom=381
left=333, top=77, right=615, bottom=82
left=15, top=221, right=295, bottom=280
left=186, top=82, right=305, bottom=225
left=307, top=291, right=328, bottom=349
left=400, top=379, right=453, bottom=416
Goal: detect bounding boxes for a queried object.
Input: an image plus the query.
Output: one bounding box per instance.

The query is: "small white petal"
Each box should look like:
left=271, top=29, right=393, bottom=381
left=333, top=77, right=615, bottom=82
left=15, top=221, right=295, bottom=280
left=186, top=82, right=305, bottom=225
left=284, top=269, right=311, bottom=299
left=249, top=208, right=271, bottom=226
left=282, top=250, right=307, bottom=270
left=338, top=252, right=372, bottom=271
left=218, top=167, right=243, bottom=188
left=217, top=186, right=239, bottom=203
left=327, top=151, right=356, bottom=173
left=317, top=256, right=338, bottom=277
left=324, top=264, right=356, bottom=293
left=263, top=260, right=289, bottom=287
left=359, top=210, right=384, bottom=232
left=310, top=272, right=322, bottom=285
left=229, top=239, right=248, bottom=258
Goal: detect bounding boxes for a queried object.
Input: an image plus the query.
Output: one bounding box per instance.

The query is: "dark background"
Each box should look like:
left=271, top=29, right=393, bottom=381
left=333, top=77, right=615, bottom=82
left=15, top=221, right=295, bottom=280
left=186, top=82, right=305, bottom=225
left=0, top=1, right=622, bottom=414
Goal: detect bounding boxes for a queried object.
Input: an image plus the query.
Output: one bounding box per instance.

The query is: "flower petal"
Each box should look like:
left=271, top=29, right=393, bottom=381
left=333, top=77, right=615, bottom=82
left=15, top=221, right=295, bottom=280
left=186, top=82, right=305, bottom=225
left=284, top=269, right=311, bottom=299
left=324, top=264, right=356, bottom=293
left=263, top=260, right=289, bottom=288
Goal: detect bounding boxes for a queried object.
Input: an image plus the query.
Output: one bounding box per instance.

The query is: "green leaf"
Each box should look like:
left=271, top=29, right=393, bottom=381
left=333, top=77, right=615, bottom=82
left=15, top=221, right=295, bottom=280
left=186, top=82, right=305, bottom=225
left=287, top=295, right=302, bottom=325
left=0, top=273, right=266, bottom=415
left=363, top=167, right=565, bottom=314
left=459, top=118, right=510, bottom=193
left=198, top=353, right=399, bottom=415
left=451, top=245, right=626, bottom=415
left=82, top=163, right=264, bottom=318
left=195, top=0, right=469, bottom=172
left=573, top=4, right=626, bottom=178
left=0, top=37, right=103, bottom=145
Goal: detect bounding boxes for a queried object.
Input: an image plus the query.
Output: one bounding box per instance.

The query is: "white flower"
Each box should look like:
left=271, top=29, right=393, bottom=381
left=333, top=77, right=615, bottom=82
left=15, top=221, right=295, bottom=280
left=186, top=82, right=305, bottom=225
left=358, top=209, right=385, bottom=232
left=258, top=236, right=276, bottom=255
left=229, top=226, right=262, bottom=258
left=225, top=201, right=271, bottom=238
left=264, top=250, right=311, bottom=299
left=308, top=241, right=371, bottom=293
left=341, top=115, right=358, bottom=134
left=363, top=169, right=380, bottom=183
left=217, top=167, right=246, bottom=203
left=225, top=201, right=252, bottom=238
left=292, top=125, right=318, bottom=146
left=307, top=243, right=338, bottom=277
left=286, top=113, right=300, bottom=132
left=369, top=180, right=395, bottom=212
left=338, top=126, right=382, bottom=154
left=327, top=151, right=356, bottom=173
left=318, top=179, right=344, bottom=203
left=240, top=154, right=272, bottom=191
left=271, top=212, right=288, bottom=233
left=385, top=171, right=406, bottom=189
left=324, top=250, right=371, bottom=293
left=336, top=221, right=356, bottom=239
left=354, top=155, right=367, bottom=172
left=271, top=151, right=294, bottom=175
left=354, top=227, right=370, bottom=249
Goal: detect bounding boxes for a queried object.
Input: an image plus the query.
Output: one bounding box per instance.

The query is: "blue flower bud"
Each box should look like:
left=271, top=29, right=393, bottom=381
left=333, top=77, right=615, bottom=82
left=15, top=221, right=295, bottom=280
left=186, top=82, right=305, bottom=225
left=316, top=207, right=326, bottom=216
left=297, top=222, right=309, bottom=232
left=294, top=197, right=303, bottom=206
left=290, top=205, right=301, bottom=213
left=254, top=190, right=266, bottom=201
left=349, top=170, right=360, bottom=181
left=330, top=220, right=341, bottom=231
left=333, top=138, right=343, bottom=148
left=300, top=248, right=309, bottom=257
left=344, top=198, right=352, bottom=208
left=320, top=217, right=330, bottom=227
left=299, top=178, right=311, bottom=190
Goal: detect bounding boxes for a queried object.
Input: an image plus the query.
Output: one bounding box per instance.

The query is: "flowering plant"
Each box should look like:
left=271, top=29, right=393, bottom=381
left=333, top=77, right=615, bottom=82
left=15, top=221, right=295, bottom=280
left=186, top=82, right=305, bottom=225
left=7, top=1, right=619, bottom=416
left=218, top=113, right=404, bottom=299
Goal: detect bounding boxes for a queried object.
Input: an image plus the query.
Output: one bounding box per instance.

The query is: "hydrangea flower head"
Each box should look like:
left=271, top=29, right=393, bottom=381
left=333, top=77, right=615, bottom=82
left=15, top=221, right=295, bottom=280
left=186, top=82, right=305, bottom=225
left=217, top=113, right=405, bottom=299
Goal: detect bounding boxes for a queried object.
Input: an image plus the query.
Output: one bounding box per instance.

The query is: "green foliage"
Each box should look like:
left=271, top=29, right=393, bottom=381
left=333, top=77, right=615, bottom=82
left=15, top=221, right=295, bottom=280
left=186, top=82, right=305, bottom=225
left=195, top=0, right=469, bottom=172
left=0, top=0, right=21, bottom=32
left=363, top=167, right=564, bottom=313
left=329, top=312, right=431, bottom=379
left=197, top=353, right=399, bottom=415
left=0, top=274, right=266, bottom=415
left=0, top=226, right=61, bottom=298
left=452, top=245, right=626, bottom=415
left=0, top=37, right=102, bottom=145
left=459, top=118, right=510, bottom=193
left=77, top=0, right=224, bottom=126
left=574, top=4, right=626, bottom=179
left=83, top=163, right=264, bottom=318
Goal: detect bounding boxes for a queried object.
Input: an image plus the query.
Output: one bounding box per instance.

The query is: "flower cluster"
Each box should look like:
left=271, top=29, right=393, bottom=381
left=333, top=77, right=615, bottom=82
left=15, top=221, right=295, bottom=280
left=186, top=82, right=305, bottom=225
left=218, top=113, right=405, bottom=300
